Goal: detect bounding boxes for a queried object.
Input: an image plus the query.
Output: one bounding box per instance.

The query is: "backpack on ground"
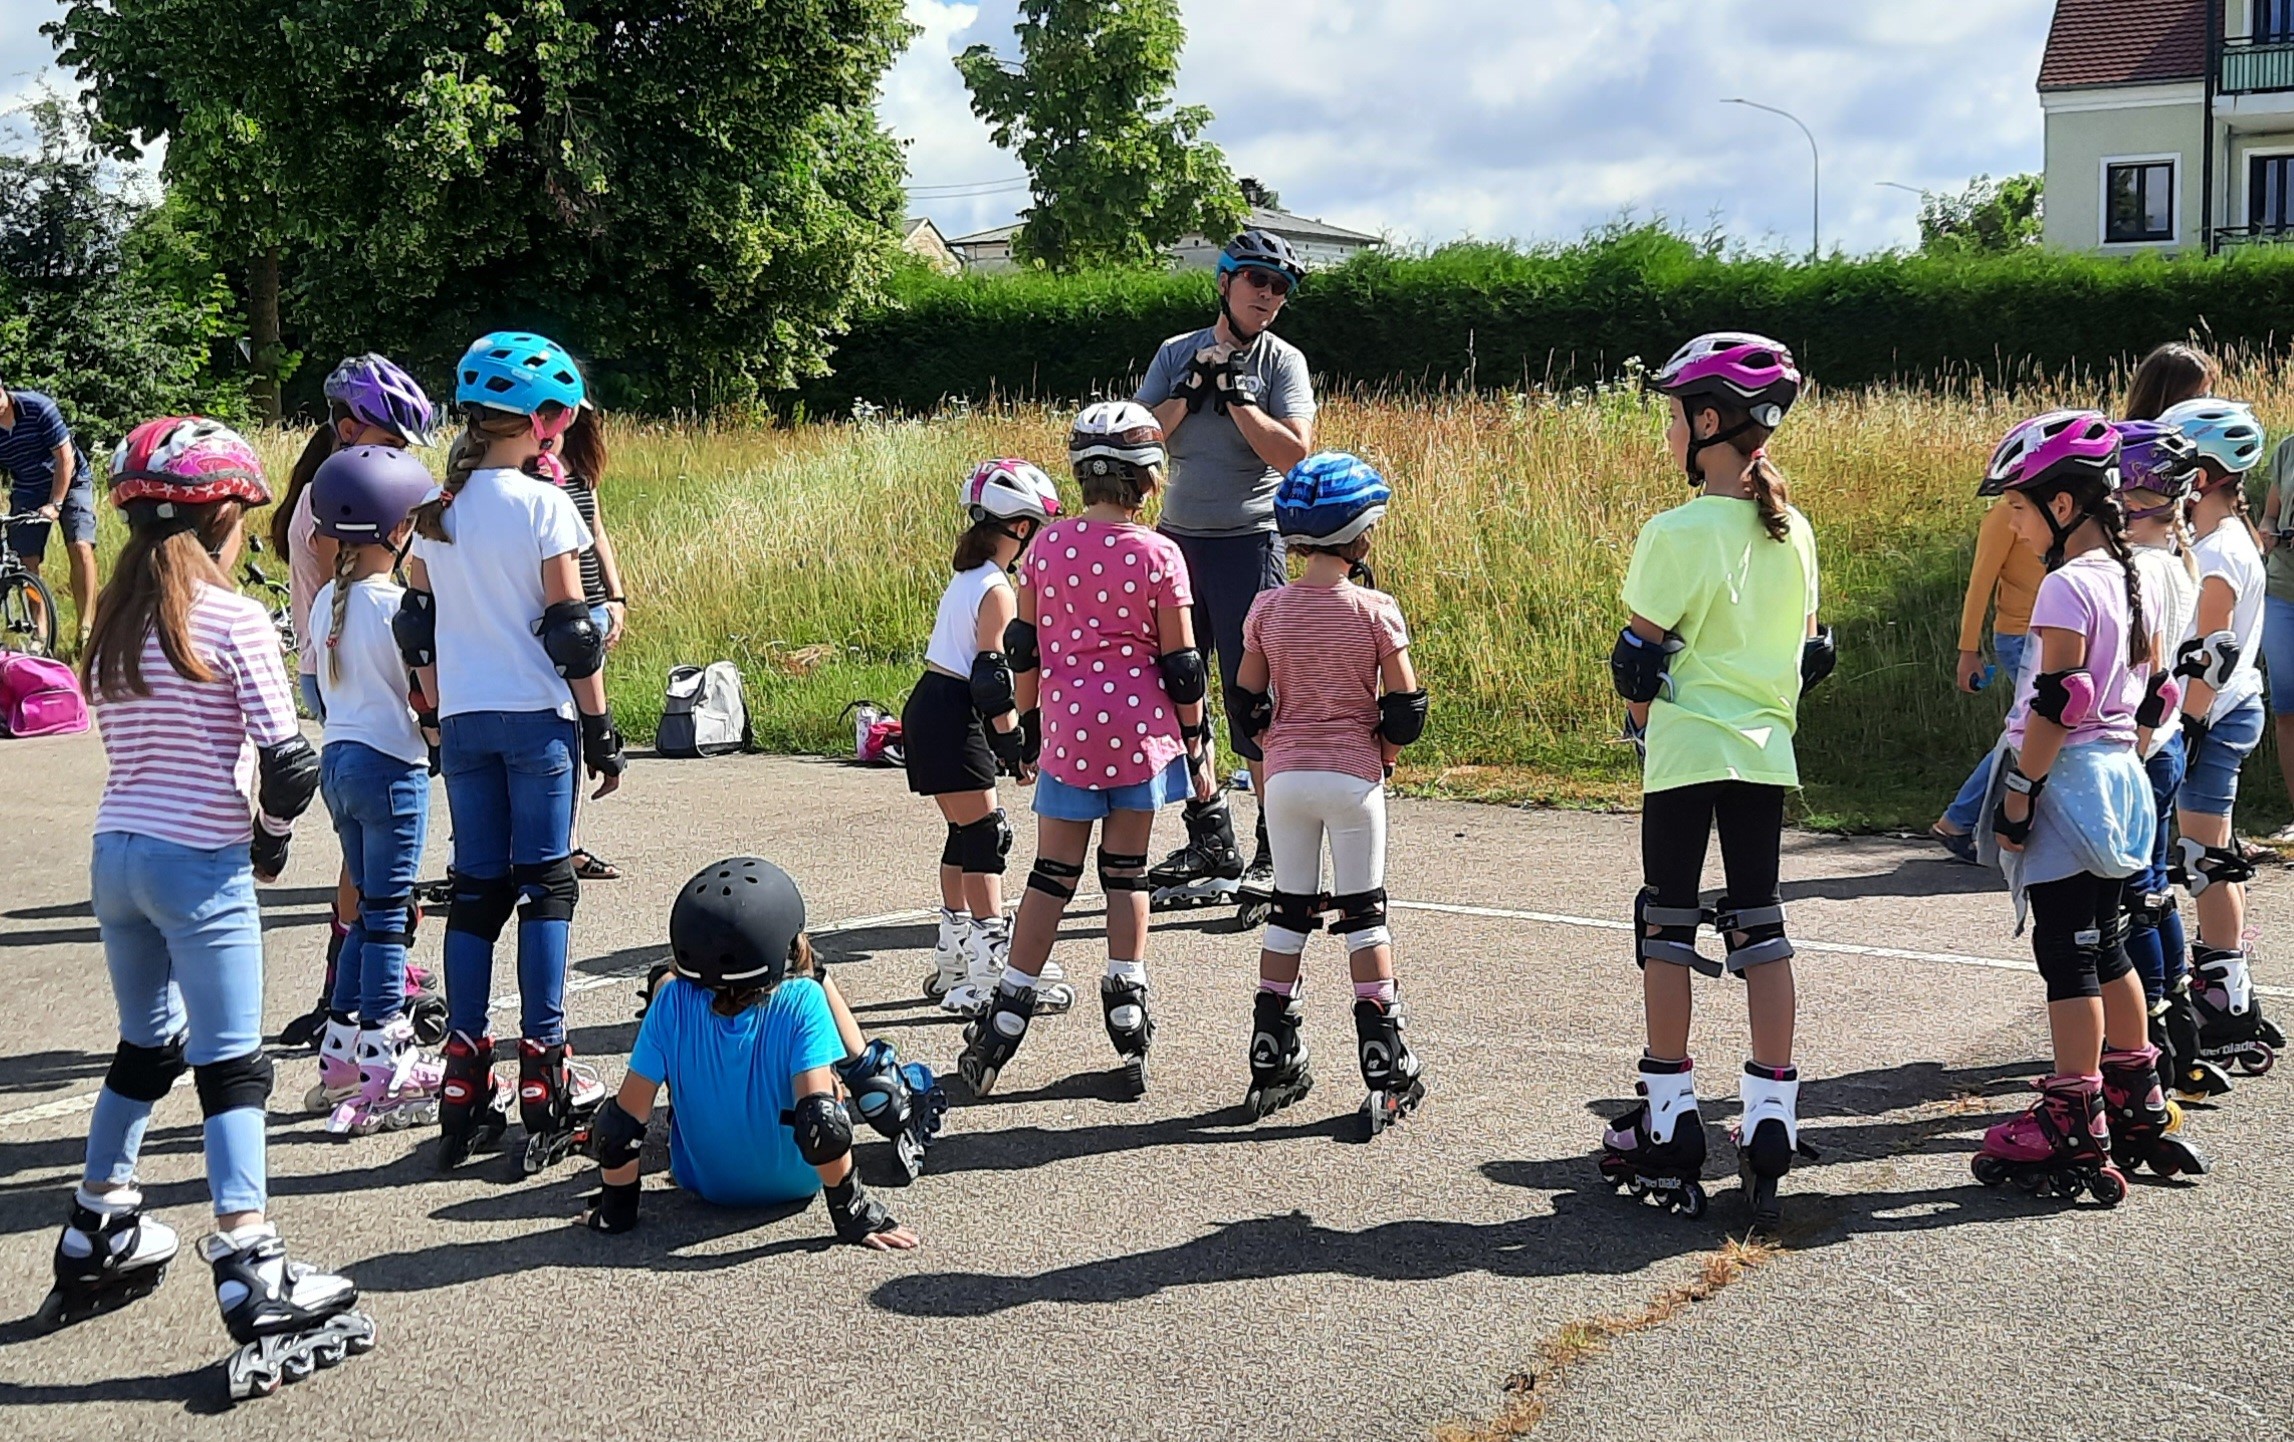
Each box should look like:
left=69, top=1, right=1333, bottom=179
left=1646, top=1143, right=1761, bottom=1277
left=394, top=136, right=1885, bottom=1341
left=0, top=651, right=89, bottom=738
left=840, top=699, right=904, bottom=767
left=657, top=662, right=748, bottom=758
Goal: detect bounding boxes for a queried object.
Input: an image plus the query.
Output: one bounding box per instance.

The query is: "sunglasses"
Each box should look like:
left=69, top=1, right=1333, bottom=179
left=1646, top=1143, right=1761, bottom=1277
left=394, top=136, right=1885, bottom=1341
left=1238, top=268, right=1292, bottom=298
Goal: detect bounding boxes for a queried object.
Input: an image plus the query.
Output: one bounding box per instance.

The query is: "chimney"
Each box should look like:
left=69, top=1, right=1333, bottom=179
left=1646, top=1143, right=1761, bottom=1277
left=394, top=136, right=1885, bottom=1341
left=1239, top=176, right=1269, bottom=209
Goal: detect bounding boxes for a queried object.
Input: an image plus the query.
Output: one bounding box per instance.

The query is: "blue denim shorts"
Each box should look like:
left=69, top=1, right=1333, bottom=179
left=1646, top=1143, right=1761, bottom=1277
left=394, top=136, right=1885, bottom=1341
left=1033, top=755, right=1191, bottom=821
left=2264, top=596, right=2294, bottom=713
left=2180, top=695, right=2265, bottom=819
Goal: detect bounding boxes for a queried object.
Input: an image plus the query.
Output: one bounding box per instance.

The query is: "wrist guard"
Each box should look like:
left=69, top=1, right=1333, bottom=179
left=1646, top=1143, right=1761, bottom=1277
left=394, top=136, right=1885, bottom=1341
left=825, top=1175, right=897, bottom=1244
left=580, top=711, right=627, bottom=777
left=249, top=819, right=290, bottom=878
left=1991, top=764, right=2046, bottom=846
left=585, top=1178, right=640, bottom=1234
left=987, top=719, right=1026, bottom=768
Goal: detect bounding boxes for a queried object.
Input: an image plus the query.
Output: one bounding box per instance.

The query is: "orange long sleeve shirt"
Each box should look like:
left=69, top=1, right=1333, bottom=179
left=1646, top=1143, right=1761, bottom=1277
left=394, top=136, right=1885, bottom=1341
left=1957, top=502, right=2046, bottom=650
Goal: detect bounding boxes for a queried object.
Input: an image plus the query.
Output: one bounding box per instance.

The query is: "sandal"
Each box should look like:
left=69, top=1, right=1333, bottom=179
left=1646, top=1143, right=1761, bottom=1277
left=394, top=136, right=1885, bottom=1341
left=1928, top=825, right=1979, bottom=865
left=571, top=849, right=622, bottom=881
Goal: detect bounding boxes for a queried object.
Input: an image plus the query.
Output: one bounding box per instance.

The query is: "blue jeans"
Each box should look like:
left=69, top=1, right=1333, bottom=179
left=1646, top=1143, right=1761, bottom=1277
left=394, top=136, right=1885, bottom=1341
left=321, top=741, right=431, bottom=1022
left=440, top=710, right=578, bottom=1044
left=2263, top=596, right=2294, bottom=714
left=1943, top=630, right=2029, bottom=832
left=1033, top=755, right=1193, bottom=820
left=2180, top=694, right=2265, bottom=819
left=87, top=832, right=267, bottom=1216
left=297, top=673, right=326, bottom=723
left=2124, top=732, right=2189, bottom=1001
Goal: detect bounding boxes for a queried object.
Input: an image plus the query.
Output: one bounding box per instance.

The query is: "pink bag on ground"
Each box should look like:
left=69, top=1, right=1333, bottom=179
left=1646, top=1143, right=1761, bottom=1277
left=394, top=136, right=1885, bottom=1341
left=0, top=652, right=90, bottom=737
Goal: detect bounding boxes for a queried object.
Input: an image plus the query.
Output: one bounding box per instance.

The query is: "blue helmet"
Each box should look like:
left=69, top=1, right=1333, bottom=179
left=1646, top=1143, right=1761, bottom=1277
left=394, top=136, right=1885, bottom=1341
left=2156, top=397, right=2265, bottom=483
left=454, top=331, right=587, bottom=416
left=1218, top=229, right=1304, bottom=286
left=1276, top=452, right=1390, bottom=546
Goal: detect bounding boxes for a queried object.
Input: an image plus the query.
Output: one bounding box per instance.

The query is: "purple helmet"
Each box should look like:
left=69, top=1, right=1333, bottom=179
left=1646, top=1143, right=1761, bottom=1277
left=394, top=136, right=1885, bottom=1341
left=309, top=445, right=437, bottom=544
left=2111, top=419, right=2200, bottom=500
left=1980, top=410, right=2120, bottom=499
left=1652, top=332, right=1803, bottom=427
left=324, top=354, right=439, bottom=448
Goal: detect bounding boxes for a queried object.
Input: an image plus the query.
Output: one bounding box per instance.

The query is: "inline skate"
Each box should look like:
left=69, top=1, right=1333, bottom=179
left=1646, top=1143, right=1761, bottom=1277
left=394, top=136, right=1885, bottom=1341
left=1732, top=1063, right=1817, bottom=1235
left=922, top=907, right=969, bottom=1002
left=1599, top=1057, right=1708, bottom=1218
left=958, top=981, right=1039, bottom=1097
left=328, top=1016, right=444, bottom=1137
left=1234, top=812, right=1275, bottom=929
left=1971, top=1073, right=2127, bottom=1205
left=1101, top=971, right=1155, bottom=1098
left=517, top=1040, right=605, bottom=1176
left=304, top=1016, right=362, bottom=1114
left=2099, top=1044, right=2208, bottom=1180
left=836, top=1039, right=948, bottom=1181
left=2191, top=944, right=2284, bottom=1077
left=203, top=1224, right=374, bottom=1404
left=435, top=1031, right=512, bottom=1170
left=1148, top=795, right=1245, bottom=909
left=1354, top=994, right=1426, bottom=1137
left=1244, top=989, right=1314, bottom=1120
left=403, top=961, right=448, bottom=1048
left=35, top=1187, right=178, bottom=1331
left=276, top=921, right=349, bottom=1050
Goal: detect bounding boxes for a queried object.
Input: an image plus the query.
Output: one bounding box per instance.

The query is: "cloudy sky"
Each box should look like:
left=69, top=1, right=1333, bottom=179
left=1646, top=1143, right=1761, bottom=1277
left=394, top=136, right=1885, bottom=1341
left=6, top=0, right=2059, bottom=255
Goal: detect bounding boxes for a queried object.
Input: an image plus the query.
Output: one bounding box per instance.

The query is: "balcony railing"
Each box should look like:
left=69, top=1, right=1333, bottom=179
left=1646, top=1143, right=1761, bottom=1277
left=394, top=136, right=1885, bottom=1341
left=2213, top=224, right=2294, bottom=247
left=2222, top=37, right=2294, bottom=95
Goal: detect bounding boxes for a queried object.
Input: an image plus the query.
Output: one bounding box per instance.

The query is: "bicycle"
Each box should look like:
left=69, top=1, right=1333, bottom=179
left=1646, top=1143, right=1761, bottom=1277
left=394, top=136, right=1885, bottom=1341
left=0, top=511, right=60, bottom=657
left=239, top=536, right=299, bottom=660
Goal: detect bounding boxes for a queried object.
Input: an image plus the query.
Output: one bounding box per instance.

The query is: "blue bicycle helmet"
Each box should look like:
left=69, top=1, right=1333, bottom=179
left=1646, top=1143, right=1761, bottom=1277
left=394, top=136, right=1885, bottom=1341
left=2156, top=397, right=2265, bottom=484
left=1218, top=229, right=1305, bottom=286
left=453, top=331, right=587, bottom=416
left=1276, top=452, right=1391, bottom=547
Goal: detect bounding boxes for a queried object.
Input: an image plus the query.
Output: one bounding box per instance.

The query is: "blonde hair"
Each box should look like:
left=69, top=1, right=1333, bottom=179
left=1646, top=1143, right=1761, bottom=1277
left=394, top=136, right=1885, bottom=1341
left=410, top=406, right=540, bottom=543
left=323, top=543, right=359, bottom=684
left=82, top=502, right=245, bottom=700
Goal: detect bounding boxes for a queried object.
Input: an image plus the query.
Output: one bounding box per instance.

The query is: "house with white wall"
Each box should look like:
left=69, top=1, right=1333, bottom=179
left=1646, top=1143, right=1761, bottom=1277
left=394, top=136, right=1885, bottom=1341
left=2041, top=0, right=2294, bottom=254
left=944, top=180, right=1379, bottom=273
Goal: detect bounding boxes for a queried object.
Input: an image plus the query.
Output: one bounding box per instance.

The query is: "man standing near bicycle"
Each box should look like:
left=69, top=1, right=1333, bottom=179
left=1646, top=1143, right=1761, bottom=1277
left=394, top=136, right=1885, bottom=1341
left=0, top=379, right=98, bottom=650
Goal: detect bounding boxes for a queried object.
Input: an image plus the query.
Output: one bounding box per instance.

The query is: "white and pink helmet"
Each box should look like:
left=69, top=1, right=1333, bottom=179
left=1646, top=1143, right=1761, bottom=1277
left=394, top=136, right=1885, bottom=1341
left=1652, top=332, right=1803, bottom=428
left=1980, top=410, right=2121, bottom=499
left=960, top=458, right=1061, bottom=526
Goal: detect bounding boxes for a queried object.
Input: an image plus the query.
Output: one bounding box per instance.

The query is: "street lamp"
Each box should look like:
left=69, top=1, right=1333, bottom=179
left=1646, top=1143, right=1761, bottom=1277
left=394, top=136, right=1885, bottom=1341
left=1875, top=181, right=1925, bottom=196
left=1723, top=98, right=1820, bottom=262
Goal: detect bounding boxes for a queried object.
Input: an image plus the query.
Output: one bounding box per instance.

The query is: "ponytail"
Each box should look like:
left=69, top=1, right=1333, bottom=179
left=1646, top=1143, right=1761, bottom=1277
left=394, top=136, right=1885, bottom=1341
left=2093, top=492, right=2149, bottom=670
left=1747, top=451, right=1792, bottom=544
left=411, top=405, right=527, bottom=543
left=271, top=406, right=349, bottom=557
left=323, top=543, right=358, bottom=685
left=2171, top=502, right=2202, bottom=583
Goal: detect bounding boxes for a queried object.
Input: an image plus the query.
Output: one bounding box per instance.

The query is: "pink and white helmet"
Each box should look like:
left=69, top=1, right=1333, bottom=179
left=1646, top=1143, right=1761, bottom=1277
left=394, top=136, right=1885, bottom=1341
left=1980, top=410, right=2121, bottom=498
left=961, top=458, right=1061, bottom=525
left=1652, top=332, right=1803, bottom=427
left=109, top=416, right=272, bottom=510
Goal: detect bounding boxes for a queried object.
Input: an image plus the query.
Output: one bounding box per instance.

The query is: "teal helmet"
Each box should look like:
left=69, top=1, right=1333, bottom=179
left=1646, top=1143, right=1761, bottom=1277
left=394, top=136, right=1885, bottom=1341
left=453, top=332, right=587, bottom=416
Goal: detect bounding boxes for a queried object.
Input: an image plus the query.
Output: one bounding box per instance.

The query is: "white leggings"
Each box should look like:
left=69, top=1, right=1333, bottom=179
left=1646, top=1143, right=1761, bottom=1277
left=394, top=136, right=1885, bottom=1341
left=1263, top=769, right=1387, bottom=954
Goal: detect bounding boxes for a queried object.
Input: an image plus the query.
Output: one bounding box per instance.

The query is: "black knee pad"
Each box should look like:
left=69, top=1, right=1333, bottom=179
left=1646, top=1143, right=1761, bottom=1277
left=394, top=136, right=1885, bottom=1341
left=2122, top=882, right=2169, bottom=933
left=2095, top=909, right=2134, bottom=986
left=358, top=891, right=417, bottom=949
left=941, top=822, right=965, bottom=869
left=516, top=856, right=580, bottom=926
left=1328, top=888, right=1392, bottom=950
left=1097, top=849, right=1150, bottom=893
left=105, top=1034, right=187, bottom=1103
left=447, top=870, right=519, bottom=944
left=1028, top=856, right=1084, bottom=901
left=834, top=1040, right=913, bottom=1142
left=784, top=1091, right=853, bottom=1166
left=1267, top=889, right=1328, bottom=934
left=2033, top=927, right=2105, bottom=1003
left=955, top=812, right=1013, bottom=875
left=1635, top=888, right=1718, bottom=977
left=1713, top=896, right=1793, bottom=974
left=193, top=1050, right=274, bottom=1116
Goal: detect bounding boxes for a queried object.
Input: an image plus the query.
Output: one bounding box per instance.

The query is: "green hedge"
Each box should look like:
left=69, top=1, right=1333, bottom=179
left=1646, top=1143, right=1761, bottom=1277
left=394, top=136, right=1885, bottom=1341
left=805, top=227, right=2294, bottom=412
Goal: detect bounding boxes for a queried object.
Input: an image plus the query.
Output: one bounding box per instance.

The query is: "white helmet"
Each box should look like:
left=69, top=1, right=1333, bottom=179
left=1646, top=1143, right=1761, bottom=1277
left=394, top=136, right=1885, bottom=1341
left=961, top=458, right=1061, bottom=525
left=1068, top=400, right=1166, bottom=478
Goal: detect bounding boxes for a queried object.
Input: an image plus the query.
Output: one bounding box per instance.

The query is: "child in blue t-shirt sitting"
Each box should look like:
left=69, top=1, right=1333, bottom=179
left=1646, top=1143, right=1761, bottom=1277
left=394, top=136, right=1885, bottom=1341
left=580, top=857, right=943, bottom=1247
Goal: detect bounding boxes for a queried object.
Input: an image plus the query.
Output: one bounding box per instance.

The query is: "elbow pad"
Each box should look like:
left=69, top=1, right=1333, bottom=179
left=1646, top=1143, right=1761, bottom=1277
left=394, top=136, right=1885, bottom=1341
left=1003, top=618, right=1040, bottom=674
left=536, top=599, right=606, bottom=680
left=2030, top=668, right=2098, bottom=728
left=1158, top=648, right=1207, bottom=704
left=392, top=588, right=437, bottom=668
left=1376, top=688, right=1429, bottom=745
left=255, top=737, right=321, bottom=823
left=1608, top=627, right=1679, bottom=704
left=1799, top=625, right=1837, bottom=695
left=2174, top=630, right=2242, bottom=690
left=969, top=650, right=1017, bottom=720
left=2136, top=672, right=2183, bottom=729
left=1228, top=683, right=1273, bottom=741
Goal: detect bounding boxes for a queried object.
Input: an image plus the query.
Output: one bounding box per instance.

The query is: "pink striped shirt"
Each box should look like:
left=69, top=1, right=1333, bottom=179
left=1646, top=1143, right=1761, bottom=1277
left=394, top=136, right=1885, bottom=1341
left=93, top=584, right=301, bottom=850
left=1243, top=580, right=1411, bottom=785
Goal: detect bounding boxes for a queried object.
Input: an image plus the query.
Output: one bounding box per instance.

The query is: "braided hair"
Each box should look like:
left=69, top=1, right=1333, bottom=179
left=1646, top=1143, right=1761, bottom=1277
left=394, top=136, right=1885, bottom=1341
left=2083, top=480, right=2150, bottom=670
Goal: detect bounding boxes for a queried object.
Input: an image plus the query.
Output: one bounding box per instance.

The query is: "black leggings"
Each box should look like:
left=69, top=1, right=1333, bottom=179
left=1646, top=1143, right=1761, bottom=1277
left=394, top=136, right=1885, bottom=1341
left=1641, top=781, right=1785, bottom=915
left=2025, top=872, right=2135, bottom=1003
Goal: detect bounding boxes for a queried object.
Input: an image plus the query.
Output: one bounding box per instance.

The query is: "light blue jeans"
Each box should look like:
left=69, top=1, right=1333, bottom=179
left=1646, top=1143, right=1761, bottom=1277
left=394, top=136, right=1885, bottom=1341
left=321, top=740, right=431, bottom=1022
left=86, top=831, right=267, bottom=1216
left=1943, top=630, right=2029, bottom=832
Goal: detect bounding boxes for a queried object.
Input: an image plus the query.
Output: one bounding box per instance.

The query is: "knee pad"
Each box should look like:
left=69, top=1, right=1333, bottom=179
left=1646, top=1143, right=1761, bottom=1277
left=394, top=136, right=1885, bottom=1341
left=1634, top=888, right=1719, bottom=977
left=358, top=891, right=416, bottom=949
left=1264, top=889, right=1327, bottom=955
left=105, top=1034, right=187, bottom=1104
left=833, top=1039, right=913, bottom=1142
left=955, top=812, right=1013, bottom=875
left=1328, top=888, right=1392, bottom=952
left=447, top=870, right=519, bottom=944
left=941, top=822, right=964, bottom=869
left=2122, top=884, right=2170, bottom=933
left=590, top=1097, right=646, bottom=1169
left=515, top=857, right=580, bottom=925
left=2033, top=925, right=2105, bottom=1003
left=785, top=1091, right=854, bottom=1166
left=2095, top=909, right=2134, bottom=984
left=193, top=1050, right=274, bottom=1117
left=2173, top=836, right=2254, bottom=897
left=1028, top=856, right=1084, bottom=901
left=1097, top=848, right=1150, bottom=893
left=1712, top=897, right=1793, bottom=974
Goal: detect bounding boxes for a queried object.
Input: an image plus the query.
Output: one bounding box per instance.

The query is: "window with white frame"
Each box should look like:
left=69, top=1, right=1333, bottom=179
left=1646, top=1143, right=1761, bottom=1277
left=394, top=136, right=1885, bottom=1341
left=2252, top=153, right=2294, bottom=231
left=2105, top=159, right=2176, bottom=243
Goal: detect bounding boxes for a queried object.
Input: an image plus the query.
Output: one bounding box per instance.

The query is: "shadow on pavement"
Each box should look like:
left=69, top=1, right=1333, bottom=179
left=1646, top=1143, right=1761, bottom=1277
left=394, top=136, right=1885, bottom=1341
left=0, top=900, right=92, bottom=922
left=350, top=1192, right=827, bottom=1293
left=1778, top=856, right=2002, bottom=903
left=0, top=1049, right=112, bottom=1097
left=0, top=1361, right=229, bottom=1415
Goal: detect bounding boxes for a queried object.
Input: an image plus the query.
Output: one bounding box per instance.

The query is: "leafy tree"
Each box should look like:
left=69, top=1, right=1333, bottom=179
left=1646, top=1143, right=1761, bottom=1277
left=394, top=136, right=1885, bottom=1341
left=957, top=0, right=1245, bottom=270
left=51, top=2, right=916, bottom=413
left=1918, top=173, right=2044, bottom=255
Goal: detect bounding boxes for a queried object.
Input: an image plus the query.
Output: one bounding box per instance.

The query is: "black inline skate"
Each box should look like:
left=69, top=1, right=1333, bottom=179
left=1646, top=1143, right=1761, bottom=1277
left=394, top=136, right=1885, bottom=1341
left=2153, top=982, right=2234, bottom=1102
left=1354, top=994, right=1426, bottom=1137
left=1600, top=1057, right=1708, bottom=1218
left=1732, top=1063, right=1818, bottom=1236
left=1971, top=1073, right=2127, bottom=1206
left=958, top=982, right=1038, bottom=1097
left=1244, top=989, right=1314, bottom=1120
left=2191, top=944, right=2285, bottom=1078
left=2100, top=1044, right=2208, bottom=1180
left=1101, top=971, right=1155, bottom=1098
left=1234, top=811, right=1275, bottom=930
left=435, top=1031, right=512, bottom=1171
left=836, top=1038, right=949, bottom=1181
left=517, top=1039, right=605, bottom=1176
left=202, top=1224, right=374, bottom=1404
left=1148, top=795, right=1245, bottom=910
left=35, top=1187, right=178, bottom=1331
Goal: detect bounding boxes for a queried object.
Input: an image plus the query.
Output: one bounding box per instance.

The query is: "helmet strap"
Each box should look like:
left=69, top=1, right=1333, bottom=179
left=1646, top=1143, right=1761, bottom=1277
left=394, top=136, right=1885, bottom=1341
left=1684, top=415, right=1757, bottom=487
left=1218, top=275, right=1265, bottom=345
left=2033, top=485, right=2094, bottom=570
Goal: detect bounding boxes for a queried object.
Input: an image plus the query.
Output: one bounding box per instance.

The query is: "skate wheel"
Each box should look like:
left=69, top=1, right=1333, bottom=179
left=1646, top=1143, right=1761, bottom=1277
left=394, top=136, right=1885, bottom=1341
left=1675, top=1182, right=1708, bottom=1220
left=282, top=1349, right=316, bottom=1383
left=2088, top=1166, right=2128, bottom=1207
left=2238, top=1047, right=2275, bottom=1077
left=1971, top=1154, right=2009, bottom=1188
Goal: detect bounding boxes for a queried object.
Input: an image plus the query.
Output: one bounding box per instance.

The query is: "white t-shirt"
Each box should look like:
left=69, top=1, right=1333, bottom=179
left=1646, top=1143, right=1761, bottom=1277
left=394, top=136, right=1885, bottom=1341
left=409, top=467, right=593, bottom=720
left=2133, top=545, right=2198, bottom=758
left=925, top=562, right=1008, bottom=675
left=311, top=574, right=429, bottom=767
left=2186, top=516, right=2267, bottom=724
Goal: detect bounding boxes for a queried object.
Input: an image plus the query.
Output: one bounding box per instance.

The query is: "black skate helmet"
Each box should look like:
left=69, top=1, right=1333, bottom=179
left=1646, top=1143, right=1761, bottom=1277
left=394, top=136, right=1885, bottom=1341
left=669, top=857, right=806, bottom=991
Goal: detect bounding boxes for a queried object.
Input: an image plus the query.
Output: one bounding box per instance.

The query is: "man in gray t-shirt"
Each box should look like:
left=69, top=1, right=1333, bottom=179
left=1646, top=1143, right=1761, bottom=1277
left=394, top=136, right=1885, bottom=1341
left=1132, top=230, right=1317, bottom=908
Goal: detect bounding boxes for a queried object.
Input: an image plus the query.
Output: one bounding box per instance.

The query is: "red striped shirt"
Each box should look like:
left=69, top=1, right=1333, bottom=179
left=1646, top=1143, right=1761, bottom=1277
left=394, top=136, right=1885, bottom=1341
left=92, top=585, right=300, bottom=850
left=1243, top=581, right=1411, bottom=784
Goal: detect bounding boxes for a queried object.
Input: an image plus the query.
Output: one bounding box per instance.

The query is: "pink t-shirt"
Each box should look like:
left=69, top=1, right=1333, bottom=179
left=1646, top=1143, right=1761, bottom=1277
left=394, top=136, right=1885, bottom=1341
left=2005, top=551, right=2149, bottom=750
left=93, top=584, right=301, bottom=849
left=1244, top=581, right=1410, bottom=784
left=288, top=486, right=324, bottom=678
left=1026, top=518, right=1193, bottom=789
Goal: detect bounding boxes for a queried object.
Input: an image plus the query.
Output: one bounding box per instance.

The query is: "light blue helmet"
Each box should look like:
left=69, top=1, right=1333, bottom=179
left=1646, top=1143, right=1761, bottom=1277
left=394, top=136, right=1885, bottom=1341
left=453, top=331, right=587, bottom=416
left=2156, top=397, right=2265, bottom=482
left=1276, top=451, right=1391, bottom=547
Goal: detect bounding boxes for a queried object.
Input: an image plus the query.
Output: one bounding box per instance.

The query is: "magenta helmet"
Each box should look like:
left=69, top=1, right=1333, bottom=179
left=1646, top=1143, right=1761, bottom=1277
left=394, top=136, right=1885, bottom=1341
left=309, top=445, right=437, bottom=544
left=1653, top=332, right=1803, bottom=425
left=1981, top=410, right=2120, bottom=499
left=324, top=354, right=439, bottom=448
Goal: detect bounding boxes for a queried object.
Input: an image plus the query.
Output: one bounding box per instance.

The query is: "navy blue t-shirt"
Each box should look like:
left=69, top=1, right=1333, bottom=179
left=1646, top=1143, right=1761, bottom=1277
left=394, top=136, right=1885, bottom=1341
left=0, top=391, right=91, bottom=502
left=626, top=974, right=846, bottom=1207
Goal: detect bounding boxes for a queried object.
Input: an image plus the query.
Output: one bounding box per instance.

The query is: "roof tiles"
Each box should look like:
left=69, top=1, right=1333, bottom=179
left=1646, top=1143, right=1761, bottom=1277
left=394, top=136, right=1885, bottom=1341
left=2038, top=0, right=2208, bottom=91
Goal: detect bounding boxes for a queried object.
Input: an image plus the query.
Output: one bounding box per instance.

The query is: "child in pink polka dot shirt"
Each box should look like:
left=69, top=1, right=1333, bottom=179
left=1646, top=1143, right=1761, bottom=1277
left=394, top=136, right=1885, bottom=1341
left=958, top=403, right=1216, bottom=1100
